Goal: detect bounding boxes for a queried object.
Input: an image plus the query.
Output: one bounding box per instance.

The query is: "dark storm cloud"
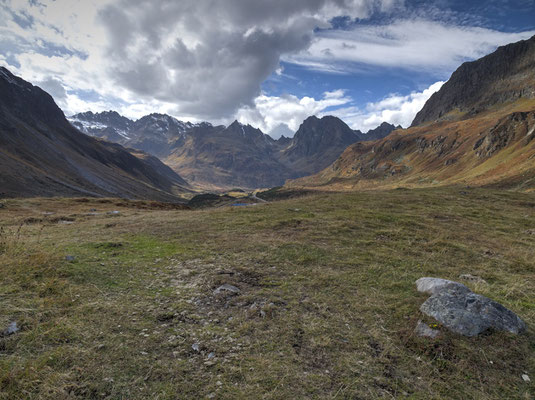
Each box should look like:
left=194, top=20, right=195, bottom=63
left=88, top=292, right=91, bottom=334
left=98, top=0, right=402, bottom=119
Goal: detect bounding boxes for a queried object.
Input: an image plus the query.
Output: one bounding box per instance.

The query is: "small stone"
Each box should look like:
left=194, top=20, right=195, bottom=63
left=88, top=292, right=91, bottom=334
left=192, top=343, right=200, bottom=352
left=213, top=284, right=241, bottom=296
left=3, top=322, right=19, bottom=336
left=107, top=211, right=120, bottom=215
left=65, top=255, right=76, bottom=262
left=207, top=352, right=216, bottom=359
left=216, top=381, right=222, bottom=386
left=207, top=393, right=216, bottom=399
left=414, top=320, right=441, bottom=338
left=522, top=374, right=530, bottom=382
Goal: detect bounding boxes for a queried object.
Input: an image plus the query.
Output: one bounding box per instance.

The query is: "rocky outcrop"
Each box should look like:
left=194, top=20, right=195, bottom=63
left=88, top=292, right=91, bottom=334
left=473, top=111, right=535, bottom=157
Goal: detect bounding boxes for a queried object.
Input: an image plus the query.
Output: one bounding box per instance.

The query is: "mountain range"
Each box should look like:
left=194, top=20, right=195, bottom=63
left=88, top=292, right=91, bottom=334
left=0, top=67, right=191, bottom=200
left=289, top=35, right=535, bottom=191
left=69, top=110, right=399, bottom=189
left=2, top=34, right=534, bottom=199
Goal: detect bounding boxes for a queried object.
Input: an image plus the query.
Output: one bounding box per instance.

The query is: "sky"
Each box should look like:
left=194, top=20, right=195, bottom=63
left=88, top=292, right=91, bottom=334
left=1, top=0, right=534, bottom=137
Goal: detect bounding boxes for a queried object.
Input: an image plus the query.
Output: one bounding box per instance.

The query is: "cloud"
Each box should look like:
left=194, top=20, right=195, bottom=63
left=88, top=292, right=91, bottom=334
left=288, top=19, right=535, bottom=76
left=236, top=90, right=352, bottom=136
left=326, top=81, right=444, bottom=132
left=96, top=0, right=402, bottom=119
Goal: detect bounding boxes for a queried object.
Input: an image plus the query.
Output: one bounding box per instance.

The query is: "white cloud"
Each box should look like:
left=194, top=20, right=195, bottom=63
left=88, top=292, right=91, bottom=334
left=236, top=90, right=352, bottom=136
left=287, top=19, right=535, bottom=75
left=326, top=81, right=444, bottom=132
left=235, top=81, right=443, bottom=137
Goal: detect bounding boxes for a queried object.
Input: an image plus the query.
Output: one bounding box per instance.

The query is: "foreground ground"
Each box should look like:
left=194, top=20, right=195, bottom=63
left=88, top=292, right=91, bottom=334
left=0, top=188, right=534, bottom=399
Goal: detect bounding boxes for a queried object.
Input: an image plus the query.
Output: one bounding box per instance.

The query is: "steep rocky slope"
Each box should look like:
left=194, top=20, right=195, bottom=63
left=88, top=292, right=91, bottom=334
left=0, top=67, right=191, bottom=200
left=289, top=36, right=535, bottom=191
left=412, top=35, right=535, bottom=126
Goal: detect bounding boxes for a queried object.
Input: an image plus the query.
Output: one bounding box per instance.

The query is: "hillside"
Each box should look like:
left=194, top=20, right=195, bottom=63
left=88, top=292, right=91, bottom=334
left=0, top=67, right=191, bottom=200
left=289, top=36, right=535, bottom=191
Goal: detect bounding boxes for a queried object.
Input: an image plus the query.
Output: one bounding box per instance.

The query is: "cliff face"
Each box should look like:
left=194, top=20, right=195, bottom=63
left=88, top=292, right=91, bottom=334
left=412, top=35, right=535, bottom=126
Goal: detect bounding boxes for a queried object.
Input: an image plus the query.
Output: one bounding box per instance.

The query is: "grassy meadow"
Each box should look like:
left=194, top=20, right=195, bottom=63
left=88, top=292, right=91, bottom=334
left=0, top=187, right=534, bottom=399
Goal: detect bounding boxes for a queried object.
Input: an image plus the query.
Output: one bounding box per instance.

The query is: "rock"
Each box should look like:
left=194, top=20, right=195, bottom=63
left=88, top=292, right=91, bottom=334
left=522, top=374, right=530, bottom=382
left=525, top=229, right=535, bottom=235
left=418, top=279, right=526, bottom=337
left=192, top=343, right=200, bottom=352
left=2, top=321, right=19, bottom=336
left=65, top=255, right=76, bottom=262
left=213, top=284, right=241, bottom=296
left=415, top=277, right=469, bottom=295
left=107, top=210, right=120, bottom=215
left=207, top=352, right=216, bottom=359
left=459, top=274, right=487, bottom=284
left=414, top=320, right=441, bottom=338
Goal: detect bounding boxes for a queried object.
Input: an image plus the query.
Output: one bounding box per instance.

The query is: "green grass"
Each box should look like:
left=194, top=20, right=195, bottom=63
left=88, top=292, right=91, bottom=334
left=0, top=187, right=534, bottom=399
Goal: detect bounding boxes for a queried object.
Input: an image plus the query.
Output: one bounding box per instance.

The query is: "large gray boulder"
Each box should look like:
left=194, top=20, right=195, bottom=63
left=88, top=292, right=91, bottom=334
left=416, top=277, right=526, bottom=337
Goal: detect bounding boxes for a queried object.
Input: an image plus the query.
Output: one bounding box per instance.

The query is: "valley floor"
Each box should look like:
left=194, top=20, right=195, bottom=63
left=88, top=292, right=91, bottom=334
left=0, top=188, right=534, bottom=399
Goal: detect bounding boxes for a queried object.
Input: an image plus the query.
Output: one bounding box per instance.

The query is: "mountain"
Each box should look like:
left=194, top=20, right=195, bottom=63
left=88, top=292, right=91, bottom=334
left=279, top=116, right=363, bottom=176
left=165, top=121, right=290, bottom=189
left=0, top=67, right=191, bottom=200
left=288, top=35, right=535, bottom=191
left=70, top=112, right=397, bottom=189
left=412, top=35, right=535, bottom=126
left=364, top=122, right=402, bottom=141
